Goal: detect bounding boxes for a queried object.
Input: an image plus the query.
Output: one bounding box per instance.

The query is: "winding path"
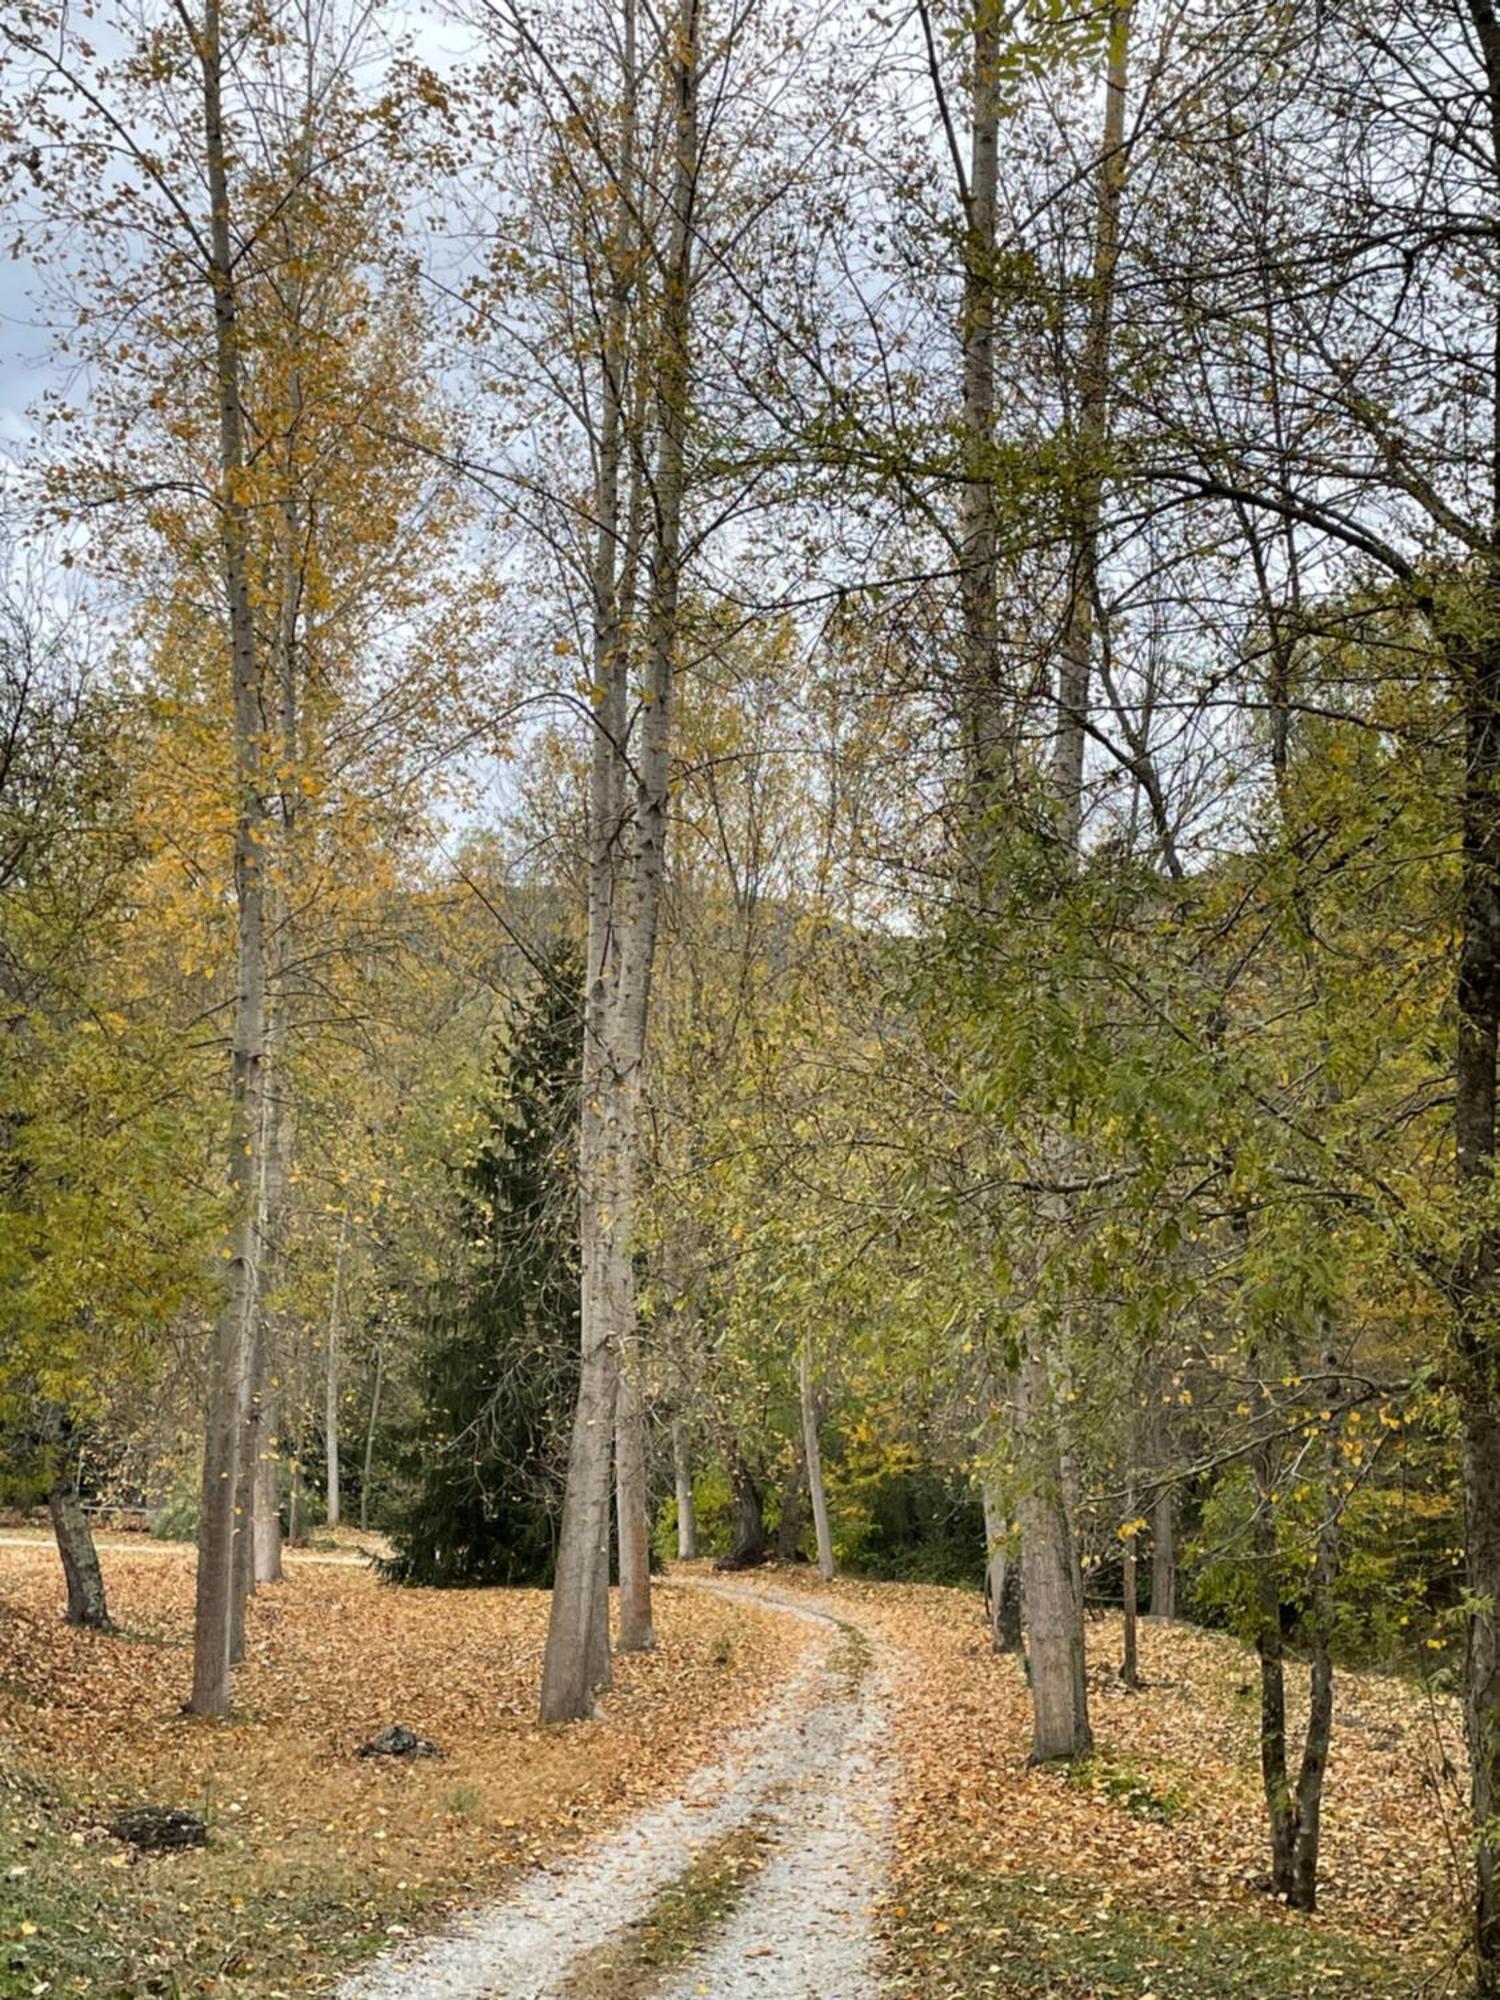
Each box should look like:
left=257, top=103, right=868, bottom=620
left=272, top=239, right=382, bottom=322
left=334, top=1580, right=896, bottom=2000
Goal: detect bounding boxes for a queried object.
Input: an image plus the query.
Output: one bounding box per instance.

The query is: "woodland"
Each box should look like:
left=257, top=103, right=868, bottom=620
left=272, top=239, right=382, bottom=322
left=0, top=0, right=1497, bottom=1994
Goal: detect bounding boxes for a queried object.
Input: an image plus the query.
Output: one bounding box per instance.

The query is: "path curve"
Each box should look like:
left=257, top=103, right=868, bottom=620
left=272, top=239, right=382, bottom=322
left=333, top=1578, right=895, bottom=2000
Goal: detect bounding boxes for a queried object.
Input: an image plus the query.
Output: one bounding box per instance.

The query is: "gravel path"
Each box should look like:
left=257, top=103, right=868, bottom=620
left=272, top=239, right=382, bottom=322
left=333, top=1579, right=895, bottom=2000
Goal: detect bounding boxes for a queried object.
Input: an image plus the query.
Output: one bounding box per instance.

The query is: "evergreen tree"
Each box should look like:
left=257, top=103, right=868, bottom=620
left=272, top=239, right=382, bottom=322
left=383, top=952, right=581, bottom=1586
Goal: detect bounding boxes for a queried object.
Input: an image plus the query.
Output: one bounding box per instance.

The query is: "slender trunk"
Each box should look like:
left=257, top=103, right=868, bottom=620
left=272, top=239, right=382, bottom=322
left=48, top=1482, right=112, bottom=1632
left=615, top=1338, right=655, bottom=1651
left=982, top=1478, right=1023, bottom=1651
left=190, top=0, right=268, bottom=1717
left=1017, top=1344, right=1092, bottom=1761
left=1121, top=1477, right=1140, bottom=1689
left=1252, top=1377, right=1296, bottom=1897
left=546, top=0, right=699, bottom=1718
left=324, top=1208, right=348, bottom=1533
left=1051, top=0, right=1131, bottom=851
left=538, top=0, right=640, bottom=1725
left=228, top=1313, right=259, bottom=1666
left=672, top=1415, right=698, bottom=1559
left=1150, top=1484, right=1176, bottom=1618
left=959, top=0, right=1003, bottom=805
left=800, top=1332, right=835, bottom=1581
left=253, top=1385, right=283, bottom=1584
left=360, top=1338, right=384, bottom=1532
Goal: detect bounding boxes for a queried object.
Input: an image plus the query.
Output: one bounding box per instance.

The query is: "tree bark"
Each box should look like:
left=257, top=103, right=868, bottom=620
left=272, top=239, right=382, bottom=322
left=615, top=1337, right=655, bottom=1650
left=1449, top=556, right=1500, bottom=1983
left=1252, top=1372, right=1296, bottom=1898
left=1017, top=1345, right=1092, bottom=1760
left=538, top=0, right=639, bottom=1724
left=360, top=1337, right=384, bottom=1532
left=1050, top=0, right=1131, bottom=851
left=775, top=1445, right=808, bottom=1560
left=980, top=1475, right=1022, bottom=1652
left=253, top=1388, right=283, bottom=1584
left=541, top=0, right=697, bottom=1719
left=800, top=1332, right=835, bottom=1581
left=1150, top=1484, right=1176, bottom=1618
left=1121, top=1477, right=1140, bottom=1689
left=717, top=1456, right=768, bottom=1569
left=48, top=1481, right=113, bottom=1631
left=672, top=1415, right=698, bottom=1559
left=189, top=0, right=268, bottom=1717
left=324, top=1207, right=348, bottom=1533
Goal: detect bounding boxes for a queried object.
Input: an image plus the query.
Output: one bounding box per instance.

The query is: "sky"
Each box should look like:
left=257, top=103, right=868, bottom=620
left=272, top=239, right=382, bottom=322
left=0, top=1, right=479, bottom=465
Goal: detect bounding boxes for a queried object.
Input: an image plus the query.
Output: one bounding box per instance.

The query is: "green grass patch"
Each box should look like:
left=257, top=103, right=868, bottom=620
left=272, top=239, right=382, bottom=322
left=567, top=1820, right=776, bottom=1996
left=1063, top=1751, right=1191, bottom=1825
left=887, top=1865, right=1453, bottom=1998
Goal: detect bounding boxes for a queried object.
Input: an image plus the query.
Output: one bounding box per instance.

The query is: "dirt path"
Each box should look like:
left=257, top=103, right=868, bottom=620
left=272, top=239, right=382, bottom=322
left=334, top=1580, right=896, bottom=2000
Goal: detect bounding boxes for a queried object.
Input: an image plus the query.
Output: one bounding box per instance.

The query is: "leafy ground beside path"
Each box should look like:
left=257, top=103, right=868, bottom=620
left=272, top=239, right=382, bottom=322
left=0, top=1547, right=1475, bottom=1999
left=750, top=1571, right=1467, bottom=1998
left=0, top=1541, right=800, bottom=1998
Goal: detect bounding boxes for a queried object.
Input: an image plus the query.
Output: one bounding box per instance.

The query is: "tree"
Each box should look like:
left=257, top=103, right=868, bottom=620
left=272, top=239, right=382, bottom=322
left=384, top=954, right=582, bottom=1588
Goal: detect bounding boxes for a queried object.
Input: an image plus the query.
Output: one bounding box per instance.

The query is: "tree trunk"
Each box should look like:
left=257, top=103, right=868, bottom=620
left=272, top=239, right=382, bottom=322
left=1150, top=1484, right=1176, bottom=1618
left=615, top=1336, right=655, bottom=1651
left=1050, top=0, right=1131, bottom=850
left=1252, top=1390, right=1296, bottom=1898
left=957, top=0, right=1003, bottom=800
left=253, top=1391, right=283, bottom=1584
left=800, top=1332, right=835, bottom=1581
left=775, top=1445, right=808, bottom=1560
left=1017, top=1345, right=1092, bottom=1761
left=189, top=0, right=268, bottom=1717
left=1464, top=1396, right=1500, bottom=1988
left=717, top=1457, right=767, bottom=1570
left=1120, top=1478, right=1140, bottom=1689
left=324, top=1208, right=348, bottom=1533
left=539, top=0, right=639, bottom=1724
left=360, top=1337, right=384, bottom=1532
left=1447, top=543, right=1500, bottom=1982
left=980, top=1475, right=1020, bottom=1653
left=672, top=1415, right=698, bottom=1559
left=48, top=1482, right=112, bottom=1632
left=540, top=0, right=697, bottom=1720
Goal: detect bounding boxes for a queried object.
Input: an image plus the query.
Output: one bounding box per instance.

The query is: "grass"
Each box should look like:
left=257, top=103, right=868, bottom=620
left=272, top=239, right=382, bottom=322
left=888, top=1864, right=1453, bottom=1999
left=566, top=1820, right=777, bottom=1997
left=1063, top=1750, right=1191, bottom=1824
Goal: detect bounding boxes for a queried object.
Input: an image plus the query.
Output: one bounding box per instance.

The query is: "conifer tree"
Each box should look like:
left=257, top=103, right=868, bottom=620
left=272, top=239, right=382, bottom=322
left=384, top=954, right=581, bottom=1588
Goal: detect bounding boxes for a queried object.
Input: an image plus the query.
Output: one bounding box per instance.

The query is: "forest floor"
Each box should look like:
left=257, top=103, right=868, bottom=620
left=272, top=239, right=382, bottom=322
left=0, top=1539, right=801, bottom=1998
left=0, top=1545, right=1472, bottom=1999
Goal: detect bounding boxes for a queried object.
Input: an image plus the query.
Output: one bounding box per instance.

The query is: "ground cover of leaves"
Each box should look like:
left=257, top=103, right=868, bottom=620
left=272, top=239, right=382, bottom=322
left=745, top=1568, right=1469, bottom=1999
left=0, top=1542, right=802, bottom=1998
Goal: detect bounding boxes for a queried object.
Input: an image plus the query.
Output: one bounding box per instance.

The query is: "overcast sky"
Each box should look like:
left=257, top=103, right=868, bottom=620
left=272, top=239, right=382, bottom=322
left=0, top=2, right=479, bottom=465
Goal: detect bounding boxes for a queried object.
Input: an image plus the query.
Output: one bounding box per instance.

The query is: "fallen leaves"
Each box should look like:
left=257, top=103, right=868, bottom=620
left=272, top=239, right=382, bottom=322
left=0, top=1539, right=803, bottom=1994
left=727, top=1568, right=1468, bottom=1996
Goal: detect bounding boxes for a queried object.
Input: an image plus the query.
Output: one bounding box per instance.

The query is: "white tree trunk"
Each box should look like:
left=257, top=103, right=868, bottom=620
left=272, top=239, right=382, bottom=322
left=616, top=1335, right=656, bottom=1650
left=324, top=1208, right=348, bottom=1533
left=800, top=1332, right=835, bottom=1581
left=542, top=0, right=698, bottom=1720
left=189, top=0, right=268, bottom=1717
